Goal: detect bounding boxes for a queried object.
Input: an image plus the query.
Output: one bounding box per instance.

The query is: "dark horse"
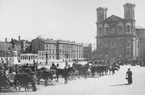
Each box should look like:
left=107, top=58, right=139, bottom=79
left=55, top=67, right=75, bottom=84
left=90, top=65, right=108, bottom=77
left=0, top=70, right=13, bottom=91
left=109, top=67, right=119, bottom=75
left=37, top=67, right=54, bottom=86
left=73, top=63, right=90, bottom=78
left=14, top=73, right=37, bottom=91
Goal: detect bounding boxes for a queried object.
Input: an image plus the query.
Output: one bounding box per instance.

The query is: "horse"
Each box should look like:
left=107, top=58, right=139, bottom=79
left=109, top=67, right=119, bottom=75
left=14, top=73, right=37, bottom=91
left=0, top=70, right=13, bottom=91
left=73, top=63, right=90, bottom=78
left=37, top=67, right=54, bottom=86
left=55, top=67, right=75, bottom=84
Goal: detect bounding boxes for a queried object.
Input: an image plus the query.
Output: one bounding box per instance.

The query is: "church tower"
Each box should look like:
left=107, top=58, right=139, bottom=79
left=123, top=3, right=138, bottom=59
left=96, top=7, right=107, bottom=23
left=123, top=3, right=135, bottom=20
left=123, top=3, right=136, bottom=35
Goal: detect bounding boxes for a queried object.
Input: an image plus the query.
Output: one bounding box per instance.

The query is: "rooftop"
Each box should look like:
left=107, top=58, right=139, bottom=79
left=135, top=26, right=145, bottom=30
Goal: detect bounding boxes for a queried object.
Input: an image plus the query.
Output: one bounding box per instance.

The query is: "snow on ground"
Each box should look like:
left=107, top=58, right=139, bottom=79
left=1, top=65, right=145, bottom=95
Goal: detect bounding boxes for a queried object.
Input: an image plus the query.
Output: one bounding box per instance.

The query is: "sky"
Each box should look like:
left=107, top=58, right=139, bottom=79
left=0, top=0, right=144, bottom=44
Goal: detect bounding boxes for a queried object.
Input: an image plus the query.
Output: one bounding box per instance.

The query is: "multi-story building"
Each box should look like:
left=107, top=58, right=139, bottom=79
left=56, top=40, right=83, bottom=60
left=0, top=39, right=21, bottom=64
left=83, top=43, right=92, bottom=60
left=136, top=26, right=145, bottom=59
left=32, top=37, right=57, bottom=61
left=31, top=37, right=83, bottom=62
left=96, top=3, right=139, bottom=60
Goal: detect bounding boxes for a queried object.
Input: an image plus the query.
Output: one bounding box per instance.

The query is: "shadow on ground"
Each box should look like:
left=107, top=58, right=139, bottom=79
left=0, top=89, right=32, bottom=93
left=111, top=83, right=130, bottom=87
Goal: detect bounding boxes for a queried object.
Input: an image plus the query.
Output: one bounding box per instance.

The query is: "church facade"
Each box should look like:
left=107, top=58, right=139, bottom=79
left=96, top=3, right=141, bottom=60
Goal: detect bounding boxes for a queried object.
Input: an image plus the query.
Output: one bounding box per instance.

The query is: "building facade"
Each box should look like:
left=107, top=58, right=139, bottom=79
left=136, top=26, right=145, bottom=59
left=32, top=37, right=57, bottom=61
left=83, top=43, right=92, bottom=60
left=32, top=37, right=83, bottom=62
left=96, top=3, right=139, bottom=60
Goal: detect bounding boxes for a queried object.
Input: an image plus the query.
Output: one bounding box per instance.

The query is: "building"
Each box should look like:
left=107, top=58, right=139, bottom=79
left=32, top=37, right=57, bottom=62
left=9, top=36, right=32, bottom=54
left=83, top=43, right=92, bottom=60
left=136, top=26, right=145, bottom=59
left=96, top=3, right=139, bottom=60
left=56, top=40, right=83, bottom=60
left=31, top=36, right=83, bottom=62
left=0, top=40, right=20, bottom=64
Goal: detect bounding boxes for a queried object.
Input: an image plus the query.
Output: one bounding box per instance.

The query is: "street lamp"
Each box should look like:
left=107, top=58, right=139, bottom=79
left=45, top=52, right=48, bottom=65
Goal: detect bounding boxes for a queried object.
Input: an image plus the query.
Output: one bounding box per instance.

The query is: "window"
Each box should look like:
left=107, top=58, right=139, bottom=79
left=118, top=22, right=124, bottom=34
left=126, top=25, right=131, bottom=33
left=126, top=22, right=131, bottom=34
left=127, top=41, right=131, bottom=48
left=52, top=49, right=54, bottom=54
left=119, top=45, right=123, bottom=57
left=111, top=42, right=116, bottom=48
left=126, top=9, right=131, bottom=18
left=49, top=49, right=51, bottom=54
left=112, top=48, right=116, bottom=58
left=112, top=26, right=117, bottom=34
left=104, top=46, right=108, bottom=55
left=46, top=44, right=48, bottom=48
left=59, top=49, right=61, bottom=53
left=104, top=23, right=109, bottom=35
left=127, top=48, right=131, bottom=55
left=99, top=28, right=103, bottom=35
left=98, top=24, right=103, bottom=35
left=119, top=26, right=123, bottom=34
left=49, top=56, right=51, bottom=59
left=49, top=45, right=51, bottom=48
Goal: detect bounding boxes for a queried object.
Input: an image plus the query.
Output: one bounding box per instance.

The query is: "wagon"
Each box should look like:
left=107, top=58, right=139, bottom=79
left=0, top=74, right=12, bottom=91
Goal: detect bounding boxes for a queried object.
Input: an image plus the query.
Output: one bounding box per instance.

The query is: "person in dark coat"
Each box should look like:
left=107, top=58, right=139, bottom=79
left=126, top=68, right=133, bottom=84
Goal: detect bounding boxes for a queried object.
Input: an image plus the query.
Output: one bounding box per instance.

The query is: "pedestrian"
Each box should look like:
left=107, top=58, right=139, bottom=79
left=126, top=68, right=133, bottom=85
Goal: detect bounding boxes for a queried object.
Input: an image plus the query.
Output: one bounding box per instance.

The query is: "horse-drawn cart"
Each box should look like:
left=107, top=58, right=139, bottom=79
left=0, top=74, right=12, bottom=91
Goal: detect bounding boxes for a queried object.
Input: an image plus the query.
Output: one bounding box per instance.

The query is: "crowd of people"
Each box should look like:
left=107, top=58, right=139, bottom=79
left=0, top=58, right=144, bottom=91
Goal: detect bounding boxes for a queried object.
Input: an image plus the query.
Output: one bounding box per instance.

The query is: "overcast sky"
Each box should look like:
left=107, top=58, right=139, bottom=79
left=0, top=0, right=144, bottom=43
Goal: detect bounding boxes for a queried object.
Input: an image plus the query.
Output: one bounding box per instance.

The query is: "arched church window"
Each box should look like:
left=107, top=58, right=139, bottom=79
left=126, top=22, right=131, bottom=34
left=118, top=22, right=124, bottom=34
left=104, top=23, right=109, bottom=35
left=104, top=43, right=108, bottom=55
left=127, top=41, right=131, bottom=48
left=125, top=9, right=131, bottom=18
left=98, top=24, right=103, bottom=35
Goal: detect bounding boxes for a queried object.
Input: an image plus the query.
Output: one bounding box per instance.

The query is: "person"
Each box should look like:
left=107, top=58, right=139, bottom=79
left=51, top=63, right=57, bottom=70
left=126, top=68, right=133, bottom=84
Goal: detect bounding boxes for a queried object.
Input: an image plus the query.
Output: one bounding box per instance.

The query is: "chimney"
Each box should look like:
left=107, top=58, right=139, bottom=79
left=5, top=38, right=7, bottom=42
left=18, top=36, right=21, bottom=41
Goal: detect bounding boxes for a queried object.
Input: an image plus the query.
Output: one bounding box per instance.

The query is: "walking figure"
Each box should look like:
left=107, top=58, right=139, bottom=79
left=126, top=68, right=133, bottom=84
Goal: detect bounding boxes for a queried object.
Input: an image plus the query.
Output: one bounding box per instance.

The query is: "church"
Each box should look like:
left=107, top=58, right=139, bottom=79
left=96, top=3, right=145, bottom=60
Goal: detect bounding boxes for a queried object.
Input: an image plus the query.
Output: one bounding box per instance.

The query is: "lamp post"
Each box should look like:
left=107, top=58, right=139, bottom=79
left=45, top=52, right=48, bottom=65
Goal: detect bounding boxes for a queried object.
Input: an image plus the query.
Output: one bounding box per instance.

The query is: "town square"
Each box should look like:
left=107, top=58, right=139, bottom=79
left=0, top=0, right=145, bottom=95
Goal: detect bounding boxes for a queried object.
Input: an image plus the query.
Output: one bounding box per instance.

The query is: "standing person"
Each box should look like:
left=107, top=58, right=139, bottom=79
left=126, top=68, right=133, bottom=84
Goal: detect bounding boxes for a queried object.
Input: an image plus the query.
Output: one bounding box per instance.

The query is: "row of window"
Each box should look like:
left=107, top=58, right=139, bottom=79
left=98, top=24, right=134, bottom=35
left=20, top=56, right=38, bottom=60
left=98, top=41, right=132, bottom=48
left=45, top=44, right=82, bottom=49
left=102, top=48, right=131, bottom=57
left=39, top=55, right=83, bottom=59
left=39, top=56, right=56, bottom=60
left=59, top=55, right=83, bottom=59
left=45, top=44, right=56, bottom=49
